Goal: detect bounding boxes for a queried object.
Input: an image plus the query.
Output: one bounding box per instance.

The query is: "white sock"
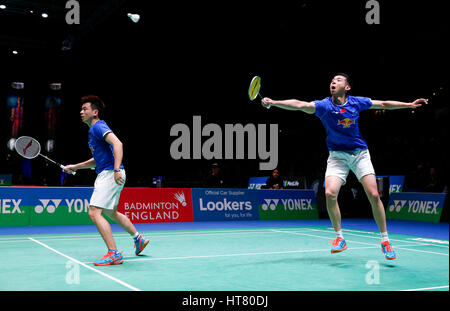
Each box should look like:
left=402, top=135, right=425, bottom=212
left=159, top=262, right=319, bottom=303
left=132, top=232, right=140, bottom=239
left=380, top=232, right=389, bottom=242
left=336, top=230, right=344, bottom=239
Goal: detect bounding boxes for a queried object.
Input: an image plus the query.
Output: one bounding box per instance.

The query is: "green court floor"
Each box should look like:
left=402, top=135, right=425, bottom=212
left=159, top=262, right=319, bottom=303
left=1, top=226, right=448, bottom=291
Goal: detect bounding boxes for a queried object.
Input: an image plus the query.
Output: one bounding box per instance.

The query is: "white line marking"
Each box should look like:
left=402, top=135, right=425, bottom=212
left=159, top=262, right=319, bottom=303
left=273, top=229, right=449, bottom=256
left=0, top=229, right=314, bottom=243
left=303, top=228, right=449, bottom=249
left=394, top=246, right=449, bottom=256
left=401, top=285, right=449, bottom=291
left=84, top=245, right=380, bottom=264
left=86, top=241, right=430, bottom=264
left=28, top=237, right=141, bottom=291
left=270, top=229, right=375, bottom=246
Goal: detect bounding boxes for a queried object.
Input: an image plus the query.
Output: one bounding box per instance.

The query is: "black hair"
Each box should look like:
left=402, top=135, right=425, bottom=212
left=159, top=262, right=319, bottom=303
left=334, top=73, right=352, bottom=87
left=81, top=95, right=105, bottom=118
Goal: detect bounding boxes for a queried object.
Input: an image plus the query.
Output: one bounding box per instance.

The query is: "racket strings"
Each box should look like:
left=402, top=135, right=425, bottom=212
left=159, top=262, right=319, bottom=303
left=15, top=136, right=41, bottom=159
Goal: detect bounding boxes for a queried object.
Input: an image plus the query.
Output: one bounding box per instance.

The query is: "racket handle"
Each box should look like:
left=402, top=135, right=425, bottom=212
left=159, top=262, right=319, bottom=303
left=262, top=99, right=271, bottom=109
left=61, top=165, right=76, bottom=175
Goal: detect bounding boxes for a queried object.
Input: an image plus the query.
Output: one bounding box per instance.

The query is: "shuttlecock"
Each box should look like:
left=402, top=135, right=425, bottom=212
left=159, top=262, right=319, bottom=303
left=127, top=13, right=140, bottom=23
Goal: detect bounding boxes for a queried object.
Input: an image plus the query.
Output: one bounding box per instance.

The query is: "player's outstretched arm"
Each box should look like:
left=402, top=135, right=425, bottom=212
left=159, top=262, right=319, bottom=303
left=63, top=158, right=96, bottom=174
left=370, top=98, right=428, bottom=110
left=262, top=97, right=316, bottom=114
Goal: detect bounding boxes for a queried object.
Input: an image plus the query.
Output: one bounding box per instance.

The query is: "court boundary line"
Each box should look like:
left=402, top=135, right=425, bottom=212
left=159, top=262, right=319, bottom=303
left=2, top=226, right=448, bottom=243
left=401, top=285, right=449, bottom=291
left=88, top=240, right=436, bottom=264
left=28, top=237, right=141, bottom=291
left=0, top=228, right=302, bottom=240
left=3, top=227, right=447, bottom=249
left=7, top=229, right=445, bottom=291
left=0, top=228, right=327, bottom=243
left=303, top=228, right=449, bottom=248
left=303, top=228, right=450, bottom=254
left=273, top=229, right=449, bottom=256
left=84, top=245, right=380, bottom=264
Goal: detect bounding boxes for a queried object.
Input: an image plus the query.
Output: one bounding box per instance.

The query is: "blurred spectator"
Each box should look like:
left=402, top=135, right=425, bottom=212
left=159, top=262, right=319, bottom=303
left=204, top=163, right=225, bottom=188
left=265, top=168, right=284, bottom=190
left=424, top=166, right=444, bottom=193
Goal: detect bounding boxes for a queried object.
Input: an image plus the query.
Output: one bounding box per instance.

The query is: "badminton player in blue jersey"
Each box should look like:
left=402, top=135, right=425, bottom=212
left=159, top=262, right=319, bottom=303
left=64, top=95, right=149, bottom=266
left=262, top=74, right=428, bottom=260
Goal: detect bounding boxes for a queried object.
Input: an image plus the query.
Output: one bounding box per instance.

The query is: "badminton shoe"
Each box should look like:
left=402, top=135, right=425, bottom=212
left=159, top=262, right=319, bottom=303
left=380, top=241, right=397, bottom=260
left=330, top=238, right=348, bottom=253
left=93, top=250, right=124, bottom=266
left=134, top=234, right=149, bottom=255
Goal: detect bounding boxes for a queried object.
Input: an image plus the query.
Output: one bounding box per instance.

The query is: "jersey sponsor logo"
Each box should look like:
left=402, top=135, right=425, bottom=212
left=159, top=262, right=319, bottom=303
left=337, top=118, right=356, bottom=128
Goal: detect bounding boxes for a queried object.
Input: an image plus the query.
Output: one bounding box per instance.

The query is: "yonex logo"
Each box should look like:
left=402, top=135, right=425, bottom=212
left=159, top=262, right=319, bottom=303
left=389, top=200, right=439, bottom=215
left=261, top=199, right=279, bottom=211
left=261, top=198, right=313, bottom=211
left=0, top=199, right=22, bottom=214
left=35, top=199, right=62, bottom=214
left=389, top=200, right=407, bottom=213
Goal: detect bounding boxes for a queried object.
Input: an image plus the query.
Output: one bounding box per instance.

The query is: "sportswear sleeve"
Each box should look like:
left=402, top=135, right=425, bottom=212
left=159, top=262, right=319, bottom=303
left=92, top=122, right=112, bottom=140
left=354, top=96, right=373, bottom=111
left=313, top=98, right=328, bottom=118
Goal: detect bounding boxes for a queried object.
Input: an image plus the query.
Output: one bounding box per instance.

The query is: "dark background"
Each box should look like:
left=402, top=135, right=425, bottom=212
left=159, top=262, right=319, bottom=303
left=1, top=0, right=448, bottom=211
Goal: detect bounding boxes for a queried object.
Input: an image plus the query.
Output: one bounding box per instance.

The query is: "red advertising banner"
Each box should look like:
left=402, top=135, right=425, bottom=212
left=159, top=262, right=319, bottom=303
left=117, top=188, right=193, bottom=223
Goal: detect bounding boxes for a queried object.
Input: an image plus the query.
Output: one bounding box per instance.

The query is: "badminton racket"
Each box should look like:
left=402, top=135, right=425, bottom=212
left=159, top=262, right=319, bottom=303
left=14, top=136, right=76, bottom=175
left=248, top=76, right=270, bottom=109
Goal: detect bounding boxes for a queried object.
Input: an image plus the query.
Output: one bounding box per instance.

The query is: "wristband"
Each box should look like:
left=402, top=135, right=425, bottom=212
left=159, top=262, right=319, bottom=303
left=114, top=169, right=121, bottom=173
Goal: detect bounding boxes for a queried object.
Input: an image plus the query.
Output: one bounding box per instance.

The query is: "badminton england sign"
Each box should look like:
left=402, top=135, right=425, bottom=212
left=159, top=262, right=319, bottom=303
left=170, top=116, right=278, bottom=170
left=117, top=188, right=194, bottom=223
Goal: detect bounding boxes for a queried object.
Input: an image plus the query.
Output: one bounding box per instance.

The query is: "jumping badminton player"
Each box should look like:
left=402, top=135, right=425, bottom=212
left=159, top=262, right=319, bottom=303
left=63, top=95, right=149, bottom=266
left=262, top=73, right=428, bottom=260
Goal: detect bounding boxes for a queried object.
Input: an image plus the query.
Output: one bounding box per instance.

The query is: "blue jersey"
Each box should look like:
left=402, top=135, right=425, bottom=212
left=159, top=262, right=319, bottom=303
left=88, top=120, right=124, bottom=174
left=313, top=95, right=372, bottom=151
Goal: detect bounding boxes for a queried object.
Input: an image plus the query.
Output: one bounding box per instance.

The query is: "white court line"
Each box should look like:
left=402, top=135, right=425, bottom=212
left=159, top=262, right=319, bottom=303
left=0, top=228, right=318, bottom=243
left=2, top=228, right=279, bottom=240
left=270, top=229, right=375, bottom=246
left=3, top=227, right=448, bottom=254
left=393, top=246, right=449, bottom=257
left=85, top=245, right=380, bottom=264
left=86, top=240, right=434, bottom=264
left=401, top=285, right=449, bottom=291
left=303, top=228, right=449, bottom=249
left=274, top=229, right=449, bottom=256
left=28, top=237, right=141, bottom=291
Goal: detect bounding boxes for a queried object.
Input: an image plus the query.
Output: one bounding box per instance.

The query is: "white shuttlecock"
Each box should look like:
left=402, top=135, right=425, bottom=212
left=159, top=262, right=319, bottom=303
left=127, top=13, right=140, bottom=23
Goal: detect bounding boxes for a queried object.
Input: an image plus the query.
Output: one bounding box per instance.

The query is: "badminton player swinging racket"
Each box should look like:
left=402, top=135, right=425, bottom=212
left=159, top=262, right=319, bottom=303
left=63, top=95, right=149, bottom=266
left=262, top=73, right=428, bottom=260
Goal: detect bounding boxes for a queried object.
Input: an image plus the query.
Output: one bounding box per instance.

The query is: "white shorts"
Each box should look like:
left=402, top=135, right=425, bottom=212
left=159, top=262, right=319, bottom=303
left=325, top=149, right=375, bottom=185
left=90, top=169, right=126, bottom=210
